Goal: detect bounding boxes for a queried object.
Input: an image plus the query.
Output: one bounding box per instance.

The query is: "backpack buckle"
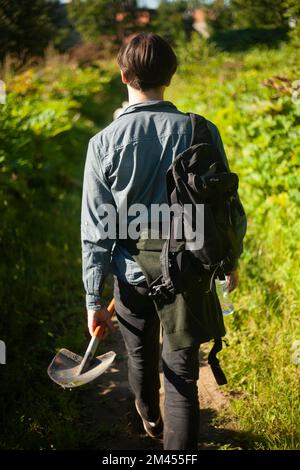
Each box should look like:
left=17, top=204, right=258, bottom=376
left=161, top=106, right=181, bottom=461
left=148, top=276, right=176, bottom=307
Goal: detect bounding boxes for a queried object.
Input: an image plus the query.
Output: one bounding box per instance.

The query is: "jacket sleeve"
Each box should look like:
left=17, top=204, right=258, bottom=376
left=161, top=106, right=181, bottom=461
left=81, top=138, right=116, bottom=310
left=207, top=121, right=247, bottom=258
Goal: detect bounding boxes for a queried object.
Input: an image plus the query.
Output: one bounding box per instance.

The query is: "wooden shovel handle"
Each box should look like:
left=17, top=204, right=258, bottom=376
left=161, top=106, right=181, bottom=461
left=93, top=298, right=115, bottom=339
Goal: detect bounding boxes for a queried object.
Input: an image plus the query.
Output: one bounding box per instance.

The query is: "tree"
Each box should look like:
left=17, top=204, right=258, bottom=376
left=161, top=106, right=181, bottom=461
left=0, top=0, right=60, bottom=61
left=152, top=0, right=188, bottom=44
left=67, top=0, right=137, bottom=42
left=283, top=0, right=300, bottom=42
left=207, top=0, right=234, bottom=32
left=230, top=0, right=287, bottom=29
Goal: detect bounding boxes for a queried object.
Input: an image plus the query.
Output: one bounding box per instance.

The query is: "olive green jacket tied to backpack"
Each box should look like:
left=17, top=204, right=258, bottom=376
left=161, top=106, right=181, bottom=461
left=133, top=239, right=226, bottom=346
left=118, top=237, right=228, bottom=385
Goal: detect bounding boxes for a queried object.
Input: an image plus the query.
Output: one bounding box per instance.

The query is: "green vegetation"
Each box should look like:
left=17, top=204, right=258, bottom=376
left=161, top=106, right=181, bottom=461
left=167, top=40, right=300, bottom=449
left=152, top=0, right=190, bottom=43
left=230, top=0, right=287, bottom=29
left=68, top=0, right=137, bottom=41
left=0, top=54, right=122, bottom=449
left=0, top=8, right=299, bottom=448
left=0, top=0, right=61, bottom=61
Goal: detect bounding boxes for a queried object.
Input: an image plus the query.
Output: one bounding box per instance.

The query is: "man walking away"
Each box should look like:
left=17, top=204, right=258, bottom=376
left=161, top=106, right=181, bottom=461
left=81, top=33, right=246, bottom=450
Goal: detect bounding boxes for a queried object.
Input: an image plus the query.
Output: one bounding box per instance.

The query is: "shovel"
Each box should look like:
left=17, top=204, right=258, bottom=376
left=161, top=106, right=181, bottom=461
left=48, top=299, right=116, bottom=388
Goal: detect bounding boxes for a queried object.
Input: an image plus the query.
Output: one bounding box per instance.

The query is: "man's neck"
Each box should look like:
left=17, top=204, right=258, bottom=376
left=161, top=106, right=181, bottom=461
left=127, top=85, right=165, bottom=106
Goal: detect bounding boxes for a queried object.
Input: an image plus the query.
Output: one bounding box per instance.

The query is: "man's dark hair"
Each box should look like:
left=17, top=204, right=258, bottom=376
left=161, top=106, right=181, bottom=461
left=117, top=33, right=177, bottom=91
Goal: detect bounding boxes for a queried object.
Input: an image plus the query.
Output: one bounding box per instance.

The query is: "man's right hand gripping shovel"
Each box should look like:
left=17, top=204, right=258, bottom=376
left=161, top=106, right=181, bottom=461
left=87, top=299, right=116, bottom=339
left=48, top=299, right=116, bottom=388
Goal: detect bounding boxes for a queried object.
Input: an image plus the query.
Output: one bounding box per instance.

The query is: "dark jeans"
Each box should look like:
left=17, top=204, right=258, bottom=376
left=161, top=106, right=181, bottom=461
left=113, top=276, right=200, bottom=450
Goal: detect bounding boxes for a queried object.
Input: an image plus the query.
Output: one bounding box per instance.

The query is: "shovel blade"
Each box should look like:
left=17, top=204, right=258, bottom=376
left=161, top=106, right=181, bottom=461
left=47, top=348, right=116, bottom=388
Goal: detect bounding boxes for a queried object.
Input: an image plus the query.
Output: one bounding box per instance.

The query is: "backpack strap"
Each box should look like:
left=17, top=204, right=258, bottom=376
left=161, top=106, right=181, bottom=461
left=189, top=113, right=213, bottom=146
left=208, top=337, right=228, bottom=385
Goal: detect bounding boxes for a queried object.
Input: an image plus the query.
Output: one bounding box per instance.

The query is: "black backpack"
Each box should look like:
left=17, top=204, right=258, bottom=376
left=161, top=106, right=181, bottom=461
left=148, top=113, right=247, bottom=385
left=149, top=112, right=246, bottom=302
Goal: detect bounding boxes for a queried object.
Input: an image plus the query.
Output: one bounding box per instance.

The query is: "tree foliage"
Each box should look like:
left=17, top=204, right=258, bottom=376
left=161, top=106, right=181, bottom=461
left=206, top=0, right=234, bottom=32
left=283, top=0, right=300, bottom=42
left=230, top=0, right=287, bottom=29
left=67, top=0, right=137, bottom=42
left=152, top=0, right=189, bottom=44
left=0, top=0, right=60, bottom=61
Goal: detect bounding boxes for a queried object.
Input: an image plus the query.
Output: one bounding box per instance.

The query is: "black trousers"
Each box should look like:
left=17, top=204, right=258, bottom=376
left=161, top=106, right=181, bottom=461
left=113, top=276, right=200, bottom=450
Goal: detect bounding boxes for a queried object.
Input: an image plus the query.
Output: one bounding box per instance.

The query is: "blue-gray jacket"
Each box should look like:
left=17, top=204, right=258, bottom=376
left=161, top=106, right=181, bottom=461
left=81, top=100, right=245, bottom=309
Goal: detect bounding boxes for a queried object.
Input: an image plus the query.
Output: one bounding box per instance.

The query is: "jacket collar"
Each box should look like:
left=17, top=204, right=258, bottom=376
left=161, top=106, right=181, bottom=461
left=117, top=100, right=177, bottom=118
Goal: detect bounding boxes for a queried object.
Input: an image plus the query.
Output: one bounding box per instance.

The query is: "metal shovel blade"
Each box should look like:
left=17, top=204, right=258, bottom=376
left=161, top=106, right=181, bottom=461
left=47, top=348, right=116, bottom=389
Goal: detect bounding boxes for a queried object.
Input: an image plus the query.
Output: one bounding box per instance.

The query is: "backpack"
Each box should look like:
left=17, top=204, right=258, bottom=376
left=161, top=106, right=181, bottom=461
left=148, top=112, right=246, bottom=301
left=147, top=113, right=247, bottom=385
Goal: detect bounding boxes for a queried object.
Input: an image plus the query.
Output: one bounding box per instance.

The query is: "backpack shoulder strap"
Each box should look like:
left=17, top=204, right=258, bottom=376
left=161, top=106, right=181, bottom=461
left=189, top=112, right=213, bottom=146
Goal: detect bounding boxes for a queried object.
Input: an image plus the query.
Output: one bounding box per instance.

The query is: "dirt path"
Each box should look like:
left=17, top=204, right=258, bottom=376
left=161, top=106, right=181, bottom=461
left=78, top=318, right=246, bottom=450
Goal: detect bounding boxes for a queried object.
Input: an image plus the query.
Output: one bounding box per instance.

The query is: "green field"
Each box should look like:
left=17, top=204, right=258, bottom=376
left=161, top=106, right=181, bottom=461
left=0, top=40, right=299, bottom=449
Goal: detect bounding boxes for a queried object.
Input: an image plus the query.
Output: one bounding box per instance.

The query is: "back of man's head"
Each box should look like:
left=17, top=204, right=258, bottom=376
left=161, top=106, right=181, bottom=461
left=117, top=33, right=177, bottom=91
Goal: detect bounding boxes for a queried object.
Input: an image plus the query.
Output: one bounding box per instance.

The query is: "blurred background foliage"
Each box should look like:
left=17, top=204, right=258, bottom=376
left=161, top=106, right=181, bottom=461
left=0, top=0, right=299, bottom=450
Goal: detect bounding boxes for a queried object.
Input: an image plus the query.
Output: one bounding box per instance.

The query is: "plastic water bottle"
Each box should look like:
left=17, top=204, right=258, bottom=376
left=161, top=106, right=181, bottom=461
left=216, top=279, right=234, bottom=316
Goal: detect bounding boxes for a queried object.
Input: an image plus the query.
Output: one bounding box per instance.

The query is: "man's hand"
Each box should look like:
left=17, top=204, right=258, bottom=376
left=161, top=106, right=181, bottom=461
left=87, top=307, right=115, bottom=337
left=226, top=270, right=239, bottom=293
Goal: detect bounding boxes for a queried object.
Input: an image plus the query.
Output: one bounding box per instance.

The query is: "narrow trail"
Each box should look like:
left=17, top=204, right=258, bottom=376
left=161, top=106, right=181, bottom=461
left=78, top=318, right=247, bottom=450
